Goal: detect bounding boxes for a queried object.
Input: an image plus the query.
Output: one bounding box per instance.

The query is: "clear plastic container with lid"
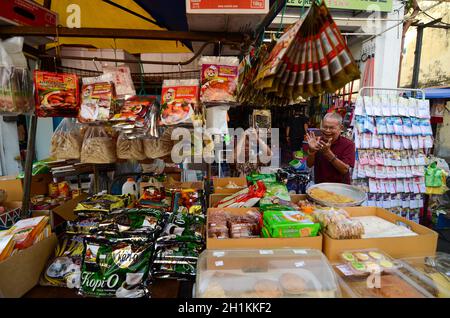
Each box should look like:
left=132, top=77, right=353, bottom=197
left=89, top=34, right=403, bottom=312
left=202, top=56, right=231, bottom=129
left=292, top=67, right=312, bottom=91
left=194, top=248, right=340, bottom=298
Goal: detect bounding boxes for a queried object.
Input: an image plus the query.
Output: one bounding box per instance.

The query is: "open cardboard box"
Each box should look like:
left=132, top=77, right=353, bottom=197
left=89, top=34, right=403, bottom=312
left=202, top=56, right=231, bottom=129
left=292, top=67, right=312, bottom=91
left=0, top=174, right=53, bottom=201
left=0, top=234, right=57, bottom=298
left=212, top=177, right=247, bottom=194
left=209, top=193, right=307, bottom=208
left=323, top=207, right=438, bottom=261
left=207, top=207, right=322, bottom=250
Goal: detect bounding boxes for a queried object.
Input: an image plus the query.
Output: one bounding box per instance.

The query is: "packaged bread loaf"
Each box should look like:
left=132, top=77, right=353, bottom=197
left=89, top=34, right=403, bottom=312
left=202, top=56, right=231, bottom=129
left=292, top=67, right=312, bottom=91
left=116, top=133, right=146, bottom=161
left=50, top=118, right=82, bottom=160
left=80, top=126, right=116, bottom=163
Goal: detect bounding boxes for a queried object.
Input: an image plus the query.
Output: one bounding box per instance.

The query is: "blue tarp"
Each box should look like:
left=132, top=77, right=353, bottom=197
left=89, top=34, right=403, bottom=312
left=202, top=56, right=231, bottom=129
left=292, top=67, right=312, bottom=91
left=424, top=87, right=450, bottom=99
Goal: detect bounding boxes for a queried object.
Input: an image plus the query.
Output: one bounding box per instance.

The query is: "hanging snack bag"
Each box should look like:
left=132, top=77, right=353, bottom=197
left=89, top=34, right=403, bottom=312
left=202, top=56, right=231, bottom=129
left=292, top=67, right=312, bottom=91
left=50, top=118, right=82, bottom=160
left=143, top=126, right=174, bottom=159
left=35, top=71, right=79, bottom=117
left=199, top=56, right=239, bottom=104
left=102, top=65, right=135, bottom=97
left=80, top=125, right=117, bottom=164
left=79, top=237, right=153, bottom=298
left=79, top=74, right=115, bottom=123
left=111, top=95, right=155, bottom=124
left=160, top=79, right=198, bottom=125
left=116, top=133, right=146, bottom=161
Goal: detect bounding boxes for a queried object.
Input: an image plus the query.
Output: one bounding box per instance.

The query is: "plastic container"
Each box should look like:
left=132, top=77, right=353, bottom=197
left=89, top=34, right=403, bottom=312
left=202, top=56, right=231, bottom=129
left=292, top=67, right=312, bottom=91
left=333, top=256, right=437, bottom=298
left=338, top=248, right=399, bottom=275
left=195, top=248, right=340, bottom=298
left=122, top=178, right=139, bottom=198
left=398, top=253, right=450, bottom=298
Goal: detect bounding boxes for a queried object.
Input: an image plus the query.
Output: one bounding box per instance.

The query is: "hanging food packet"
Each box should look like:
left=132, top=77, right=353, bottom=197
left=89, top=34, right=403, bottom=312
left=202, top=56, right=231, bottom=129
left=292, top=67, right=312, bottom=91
left=199, top=56, right=239, bottom=104
left=392, top=135, right=402, bottom=150
left=161, top=79, right=198, bottom=125
left=79, top=236, right=152, bottom=298
left=50, top=118, right=82, bottom=160
left=383, top=135, right=392, bottom=149
left=111, top=95, right=155, bottom=124
left=393, top=117, right=403, bottom=135
left=410, top=136, right=419, bottom=150
left=389, top=95, right=399, bottom=116
left=424, top=135, right=433, bottom=149
left=143, top=126, right=174, bottom=159
left=35, top=71, right=79, bottom=117
left=372, top=95, right=382, bottom=116
left=385, top=116, right=395, bottom=134
left=363, top=116, right=375, bottom=133
left=363, top=96, right=373, bottom=116
left=116, top=133, right=146, bottom=161
left=403, top=117, right=413, bottom=136
left=80, top=125, right=117, bottom=164
left=397, top=97, right=408, bottom=117
left=371, top=132, right=380, bottom=148
left=408, top=98, right=418, bottom=117
left=380, top=95, right=391, bottom=116
left=417, top=99, right=430, bottom=119
left=375, top=117, right=387, bottom=135
left=102, top=65, right=135, bottom=97
left=79, top=74, right=115, bottom=123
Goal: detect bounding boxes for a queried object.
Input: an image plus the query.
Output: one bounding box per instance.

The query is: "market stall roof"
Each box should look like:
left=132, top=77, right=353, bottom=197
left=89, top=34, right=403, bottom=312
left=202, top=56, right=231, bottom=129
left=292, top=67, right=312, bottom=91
left=35, top=0, right=191, bottom=54
left=424, top=87, right=450, bottom=99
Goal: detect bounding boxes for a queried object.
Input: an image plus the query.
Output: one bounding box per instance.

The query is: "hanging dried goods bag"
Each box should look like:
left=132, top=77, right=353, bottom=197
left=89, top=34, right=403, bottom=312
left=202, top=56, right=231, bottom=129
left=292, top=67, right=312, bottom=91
left=34, top=71, right=79, bottom=117
left=117, top=133, right=146, bottom=161
left=80, top=125, right=117, bottom=164
left=199, top=56, right=239, bottom=105
left=50, top=118, right=82, bottom=160
left=78, top=74, right=115, bottom=123
left=143, top=126, right=174, bottom=159
left=102, top=65, right=135, bottom=97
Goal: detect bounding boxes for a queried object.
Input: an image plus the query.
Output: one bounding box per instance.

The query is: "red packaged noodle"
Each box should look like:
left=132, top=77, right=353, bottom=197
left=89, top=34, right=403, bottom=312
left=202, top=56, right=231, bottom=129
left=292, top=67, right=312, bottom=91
left=200, top=56, right=239, bottom=104
left=34, top=71, right=79, bottom=117
left=161, top=79, right=198, bottom=125
left=79, top=74, right=115, bottom=123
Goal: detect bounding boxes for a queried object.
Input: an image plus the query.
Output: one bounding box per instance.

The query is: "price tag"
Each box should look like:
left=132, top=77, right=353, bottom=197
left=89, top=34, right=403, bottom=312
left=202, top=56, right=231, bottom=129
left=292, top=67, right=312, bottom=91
left=259, top=250, right=274, bottom=255
left=213, top=251, right=225, bottom=257
left=292, top=249, right=308, bottom=255
left=294, top=261, right=305, bottom=267
left=336, top=264, right=354, bottom=276
left=215, top=261, right=224, bottom=267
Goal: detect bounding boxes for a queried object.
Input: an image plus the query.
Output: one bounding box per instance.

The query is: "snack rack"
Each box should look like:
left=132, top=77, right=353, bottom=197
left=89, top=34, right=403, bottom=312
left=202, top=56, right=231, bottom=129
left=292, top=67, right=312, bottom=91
left=352, top=86, right=430, bottom=224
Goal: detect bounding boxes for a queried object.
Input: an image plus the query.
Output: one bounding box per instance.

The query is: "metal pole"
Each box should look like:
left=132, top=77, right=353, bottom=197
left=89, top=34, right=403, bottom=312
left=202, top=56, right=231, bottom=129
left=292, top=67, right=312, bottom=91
left=21, top=115, right=37, bottom=217
left=411, top=25, right=424, bottom=88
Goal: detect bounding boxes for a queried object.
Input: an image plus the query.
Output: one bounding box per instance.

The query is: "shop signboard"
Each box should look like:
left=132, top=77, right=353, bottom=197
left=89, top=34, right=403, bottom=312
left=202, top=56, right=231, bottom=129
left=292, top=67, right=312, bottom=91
left=286, top=0, right=393, bottom=12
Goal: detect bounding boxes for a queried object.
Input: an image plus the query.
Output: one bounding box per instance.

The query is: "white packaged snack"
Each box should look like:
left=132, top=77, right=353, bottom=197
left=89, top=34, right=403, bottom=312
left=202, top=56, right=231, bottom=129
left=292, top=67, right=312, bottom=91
left=371, top=132, right=381, bottom=148
left=363, top=96, right=374, bottom=116
left=424, top=135, right=433, bottom=149
left=369, top=178, right=378, bottom=193
left=402, top=117, right=413, bottom=136
left=408, top=98, right=418, bottom=117
left=410, top=136, right=419, bottom=150
left=386, top=117, right=395, bottom=134
left=418, top=135, right=425, bottom=149
left=392, top=135, right=402, bottom=150
left=389, top=95, right=399, bottom=115
left=411, top=117, right=422, bottom=136
left=354, top=96, right=364, bottom=116
left=398, top=97, right=408, bottom=117
left=393, top=117, right=403, bottom=135
left=416, top=152, right=427, bottom=165
left=402, top=135, right=411, bottom=149
left=417, top=99, right=430, bottom=119
left=363, top=116, right=375, bottom=133
left=375, top=117, right=387, bottom=135
left=372, top=95, right=382, bottom=116
left=396, top=178, right=405, bottom=192
left=405, top=166, right=413, bottom=178
left=381, top=95, right=391, bottom=116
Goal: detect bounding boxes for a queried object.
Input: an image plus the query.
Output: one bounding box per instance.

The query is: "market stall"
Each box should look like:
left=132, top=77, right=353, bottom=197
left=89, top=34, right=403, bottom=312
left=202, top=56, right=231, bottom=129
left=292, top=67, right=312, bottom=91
left=0, top=0, right=448, bottom=300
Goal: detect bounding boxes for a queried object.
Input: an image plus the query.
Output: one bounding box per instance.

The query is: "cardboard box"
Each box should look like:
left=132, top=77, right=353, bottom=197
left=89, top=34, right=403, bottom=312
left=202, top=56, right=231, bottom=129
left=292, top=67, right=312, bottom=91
left=209, top=193, right=307, bottom=208
left=140, top=181, right=204, bottom=196
left=186, top=0, right=269, bottom=32
left=206, top=208, right=323, bottom=250
left=0, top=174, right=53, bottom=201
left=0, top=234, right=57, bottom=298
left=0, top=0, right=58, bottom=27
left=323, top=207, right=439, bottom=262
left=213, top=177, right=247, bottom=194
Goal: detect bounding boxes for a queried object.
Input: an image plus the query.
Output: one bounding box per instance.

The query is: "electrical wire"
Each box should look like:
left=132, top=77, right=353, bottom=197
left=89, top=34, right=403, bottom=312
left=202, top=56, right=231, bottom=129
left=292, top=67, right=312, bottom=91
left=421, top=11, right=450, bottom=26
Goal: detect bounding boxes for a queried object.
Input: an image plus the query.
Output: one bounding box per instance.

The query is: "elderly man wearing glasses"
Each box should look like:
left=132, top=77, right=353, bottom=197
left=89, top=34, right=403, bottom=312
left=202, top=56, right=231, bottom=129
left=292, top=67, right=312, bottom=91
left=306, top=113, right=355, bottom=185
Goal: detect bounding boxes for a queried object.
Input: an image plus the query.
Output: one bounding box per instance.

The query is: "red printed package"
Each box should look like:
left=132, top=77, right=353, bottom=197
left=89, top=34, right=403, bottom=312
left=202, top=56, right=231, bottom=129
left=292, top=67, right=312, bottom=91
left=34, top=71, right=79, bottom=117
left=215, top=181, right=266, bottom=208
left=160, top=79, right=198, bottom=125
left=200, top=56, right=239, bottom=104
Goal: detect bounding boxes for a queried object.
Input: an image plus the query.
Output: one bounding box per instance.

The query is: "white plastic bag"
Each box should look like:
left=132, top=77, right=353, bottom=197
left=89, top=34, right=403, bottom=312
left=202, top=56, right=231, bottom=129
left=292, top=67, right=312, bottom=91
left=116, top=133, right=146, bottom=161
left=80, top=126, right=117, bottom=163
left=50, top=118, right=82, bottom=160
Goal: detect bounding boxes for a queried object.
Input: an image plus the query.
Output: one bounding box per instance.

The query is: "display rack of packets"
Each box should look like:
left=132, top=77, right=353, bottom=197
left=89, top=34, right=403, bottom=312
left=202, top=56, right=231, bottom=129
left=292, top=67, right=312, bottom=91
left=351, top=94, right=432, bottom=223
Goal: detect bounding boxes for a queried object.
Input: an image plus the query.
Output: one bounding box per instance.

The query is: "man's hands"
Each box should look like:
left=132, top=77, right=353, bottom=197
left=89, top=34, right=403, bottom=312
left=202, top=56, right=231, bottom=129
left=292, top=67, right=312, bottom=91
left=318, top=138, right=333, bottom=157
left=306, top=131, right=321, bottom=154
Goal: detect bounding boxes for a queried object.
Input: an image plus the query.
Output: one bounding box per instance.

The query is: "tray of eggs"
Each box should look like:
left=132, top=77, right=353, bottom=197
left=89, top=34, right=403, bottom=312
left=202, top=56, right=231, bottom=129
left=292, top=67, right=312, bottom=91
left=340, top=249, right=399, bottom=276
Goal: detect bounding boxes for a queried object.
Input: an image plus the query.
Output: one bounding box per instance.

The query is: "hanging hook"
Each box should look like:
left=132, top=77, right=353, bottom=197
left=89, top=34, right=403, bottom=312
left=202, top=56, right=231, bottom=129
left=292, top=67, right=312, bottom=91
left=92, top=57, right=100, bottom=72
left=177, top=63, right=182, bottom=73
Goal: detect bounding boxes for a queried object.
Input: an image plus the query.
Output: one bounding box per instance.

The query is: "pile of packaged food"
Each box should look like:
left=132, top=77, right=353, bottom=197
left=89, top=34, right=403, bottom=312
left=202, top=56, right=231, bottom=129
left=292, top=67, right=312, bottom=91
left=39, top=189, right=206, bottom=298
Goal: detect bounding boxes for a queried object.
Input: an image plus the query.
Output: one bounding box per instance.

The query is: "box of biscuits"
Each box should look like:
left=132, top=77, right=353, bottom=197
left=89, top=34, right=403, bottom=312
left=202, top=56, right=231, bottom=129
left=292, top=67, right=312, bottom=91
left=195, top=248, right=340, bottom=298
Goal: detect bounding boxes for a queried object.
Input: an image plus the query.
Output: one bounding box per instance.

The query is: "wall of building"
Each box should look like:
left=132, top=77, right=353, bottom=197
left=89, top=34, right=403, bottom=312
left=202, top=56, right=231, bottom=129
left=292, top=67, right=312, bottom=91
left=400, top=0, right=450, bottom=87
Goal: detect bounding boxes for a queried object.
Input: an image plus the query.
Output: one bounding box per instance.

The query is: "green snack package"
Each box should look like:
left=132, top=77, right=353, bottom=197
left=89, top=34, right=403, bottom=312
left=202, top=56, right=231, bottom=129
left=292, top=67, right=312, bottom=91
left=259, top=204, right=298, bottom=212
left=261, top=226, right=271, bottom=238
left=246, top=173, right=277, bottom=184
left=263, top=210, right=320, bottom=238
left=259, top=181, right=291, bottom=207
left=80, top=237, right=153, bottom=298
